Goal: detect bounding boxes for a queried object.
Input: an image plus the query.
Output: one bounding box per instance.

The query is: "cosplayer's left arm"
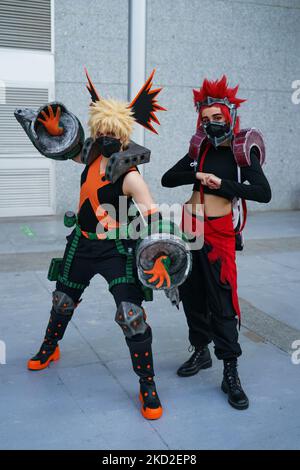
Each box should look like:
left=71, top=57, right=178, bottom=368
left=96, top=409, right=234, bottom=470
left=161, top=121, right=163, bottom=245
left=220, top=149, right=271, bottom=202
left=123, top=171, right=171, bottom=289
left=122, top=170, right=157, bottom=214
left=205, top=149, right=272, bottom=203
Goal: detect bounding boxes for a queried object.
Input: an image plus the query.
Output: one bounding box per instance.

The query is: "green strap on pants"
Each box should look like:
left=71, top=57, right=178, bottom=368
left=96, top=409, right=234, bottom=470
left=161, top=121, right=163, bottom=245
left=108, top=239, right=153, bottom=302
left=108, top=239, right=136, bottom=291
left=50, top=217, right=152, bottom=300
left=57, top=225, right=88, bottom=290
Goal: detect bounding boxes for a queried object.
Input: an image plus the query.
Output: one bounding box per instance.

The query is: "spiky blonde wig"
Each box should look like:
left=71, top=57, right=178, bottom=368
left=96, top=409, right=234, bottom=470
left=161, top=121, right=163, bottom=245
left=88, top=98, right=135, bottom=147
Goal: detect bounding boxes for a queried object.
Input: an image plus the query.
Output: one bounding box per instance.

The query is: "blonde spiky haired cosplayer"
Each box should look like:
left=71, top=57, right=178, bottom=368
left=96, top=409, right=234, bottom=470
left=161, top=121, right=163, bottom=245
left=84, top=67, right=166, bottom=139
left=88, top=99, right=135, bottom=148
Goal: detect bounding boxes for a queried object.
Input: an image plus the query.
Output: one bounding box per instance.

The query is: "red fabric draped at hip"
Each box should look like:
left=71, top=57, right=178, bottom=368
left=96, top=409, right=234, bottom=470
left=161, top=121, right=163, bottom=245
left=204, top=212, right=240, bottom=319
left=180, top=208, right=240, bottom=319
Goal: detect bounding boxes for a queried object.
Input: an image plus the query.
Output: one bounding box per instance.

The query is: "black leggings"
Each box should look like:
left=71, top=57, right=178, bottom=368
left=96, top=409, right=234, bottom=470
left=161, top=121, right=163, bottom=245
left=178, top=242, right=242, bottom=361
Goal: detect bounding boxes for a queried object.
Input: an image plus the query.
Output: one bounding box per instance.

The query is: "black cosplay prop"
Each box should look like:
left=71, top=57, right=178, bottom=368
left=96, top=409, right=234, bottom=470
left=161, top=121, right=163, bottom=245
left=14, top=102, right=84, bottom=160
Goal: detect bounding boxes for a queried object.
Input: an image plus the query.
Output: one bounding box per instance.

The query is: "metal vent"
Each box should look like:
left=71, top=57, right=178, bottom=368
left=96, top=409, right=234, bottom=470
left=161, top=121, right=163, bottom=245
left=0, top=86, right=48, bottom=156
left=0, top=167, right=51, bottom=209
left=0, top=0, right=51, bottom=51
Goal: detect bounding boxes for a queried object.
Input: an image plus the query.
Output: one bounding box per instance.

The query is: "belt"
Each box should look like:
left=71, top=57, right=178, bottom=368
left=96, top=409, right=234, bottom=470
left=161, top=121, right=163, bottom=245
left=75, top=221, right=129, bottom=240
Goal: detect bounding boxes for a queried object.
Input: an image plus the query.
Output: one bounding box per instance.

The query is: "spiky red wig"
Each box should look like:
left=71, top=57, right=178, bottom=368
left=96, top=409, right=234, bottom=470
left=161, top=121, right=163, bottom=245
left=193, top=75, right=246, bottom=134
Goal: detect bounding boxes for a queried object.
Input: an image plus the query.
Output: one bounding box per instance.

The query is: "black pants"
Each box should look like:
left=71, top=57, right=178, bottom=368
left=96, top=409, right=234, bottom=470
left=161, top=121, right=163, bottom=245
left=51, top=231, right=156, bottom=386
left=178, top=243, right=242, bottom=360
left=56, top=229, right=144, bottom=307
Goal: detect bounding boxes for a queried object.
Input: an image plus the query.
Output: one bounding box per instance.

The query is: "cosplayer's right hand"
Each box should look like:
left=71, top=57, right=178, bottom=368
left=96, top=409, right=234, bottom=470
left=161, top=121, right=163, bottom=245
left=196, top=171, right=210, bottom=184
left=196, top=171, right=221, bottom=188
left=143, top=255, right=171, bottom=289
left=206, top=174, right=221, bottom=189
left=37, top=105, right=64, bottom=136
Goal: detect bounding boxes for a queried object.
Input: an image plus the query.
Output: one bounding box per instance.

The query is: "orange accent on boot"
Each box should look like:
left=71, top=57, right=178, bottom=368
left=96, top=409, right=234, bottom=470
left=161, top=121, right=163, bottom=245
left=27, top=346, right=60, bottom=371
left=139, top=392, right=163, bottom=420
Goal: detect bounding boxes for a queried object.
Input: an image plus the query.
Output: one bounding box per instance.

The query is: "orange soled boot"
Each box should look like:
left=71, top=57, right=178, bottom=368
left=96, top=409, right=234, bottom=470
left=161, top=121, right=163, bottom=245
left=139, top=378, right=163, bottom=420
left=126, top=325, right=163, bottom=420
left=28, top=290, right=76, bottom=371
left=27, top=343, right=60, bottom=371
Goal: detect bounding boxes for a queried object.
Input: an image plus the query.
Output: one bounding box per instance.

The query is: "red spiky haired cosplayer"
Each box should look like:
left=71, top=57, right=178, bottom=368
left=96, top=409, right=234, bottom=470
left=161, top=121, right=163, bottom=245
left=193, top=75, right=246, bottom=134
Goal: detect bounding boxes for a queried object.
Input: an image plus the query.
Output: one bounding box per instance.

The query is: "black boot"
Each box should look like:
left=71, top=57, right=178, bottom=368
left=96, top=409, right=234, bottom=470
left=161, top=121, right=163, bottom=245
left=221, top=359, right=249, bottom=410
left=126, top=327, right=163, bottom=420
left=177, top=345, right=212, bottom=377
left=28, top=291, right=76, bottom=370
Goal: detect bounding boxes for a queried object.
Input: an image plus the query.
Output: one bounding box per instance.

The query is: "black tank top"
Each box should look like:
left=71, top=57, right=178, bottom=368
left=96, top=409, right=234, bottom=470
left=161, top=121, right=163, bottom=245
left=77, top=155, right=137, bottom=233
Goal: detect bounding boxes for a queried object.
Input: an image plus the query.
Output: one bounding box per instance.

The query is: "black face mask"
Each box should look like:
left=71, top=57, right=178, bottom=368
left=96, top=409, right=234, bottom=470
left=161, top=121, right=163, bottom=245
left=203, top=121, right=232, bottom=147
left=96, top=135, right=122, bottom=158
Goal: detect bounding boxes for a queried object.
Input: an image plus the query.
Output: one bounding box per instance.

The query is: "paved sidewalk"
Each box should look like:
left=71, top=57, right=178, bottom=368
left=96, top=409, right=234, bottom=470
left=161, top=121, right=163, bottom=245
left=0, top=211, right=299, bottom=450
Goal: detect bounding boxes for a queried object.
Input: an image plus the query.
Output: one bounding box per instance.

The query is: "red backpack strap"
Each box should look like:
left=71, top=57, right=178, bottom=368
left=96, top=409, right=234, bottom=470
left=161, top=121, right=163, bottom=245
left=198, top=143, right=212, bottom=206
left=189, top=127, right=207, bottom=161
left=235, top=199, right=247, bottom=234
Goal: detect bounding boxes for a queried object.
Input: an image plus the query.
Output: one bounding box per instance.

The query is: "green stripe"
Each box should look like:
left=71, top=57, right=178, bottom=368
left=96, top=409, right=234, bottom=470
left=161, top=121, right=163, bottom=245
left=57, top=275, right=87, bottom=291
left=75, top=222, right=129, bottom=241
left=61, top=230, right=81, bottom=282
left=108, top=276, right=136, bottom=291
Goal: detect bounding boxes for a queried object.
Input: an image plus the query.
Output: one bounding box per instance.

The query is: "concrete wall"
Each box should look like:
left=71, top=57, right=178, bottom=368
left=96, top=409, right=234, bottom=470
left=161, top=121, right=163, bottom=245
left=54, top=0, right=129, bottom=214
left=54, top=0, right=300, bottom=214
left=144, top=0, right=300, bottom=211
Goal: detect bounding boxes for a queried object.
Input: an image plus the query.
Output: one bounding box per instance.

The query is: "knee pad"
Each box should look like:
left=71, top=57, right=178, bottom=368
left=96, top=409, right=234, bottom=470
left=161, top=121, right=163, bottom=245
left=52, top=290, right=76, bottom=316
left=115, top=302, right=147, bottom=338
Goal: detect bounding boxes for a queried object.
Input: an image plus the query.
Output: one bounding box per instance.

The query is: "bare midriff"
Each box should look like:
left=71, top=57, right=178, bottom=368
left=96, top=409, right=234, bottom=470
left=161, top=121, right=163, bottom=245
left=185, top=191, right=232, bottom=217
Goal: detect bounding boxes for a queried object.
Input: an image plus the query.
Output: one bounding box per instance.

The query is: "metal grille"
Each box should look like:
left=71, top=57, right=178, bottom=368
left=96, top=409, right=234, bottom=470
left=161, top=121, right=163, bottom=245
left=0, top=0, right=51, bottom=51
left=0, top=86, right=49, bottom=156
left=0, top=167, right=51, bottom=208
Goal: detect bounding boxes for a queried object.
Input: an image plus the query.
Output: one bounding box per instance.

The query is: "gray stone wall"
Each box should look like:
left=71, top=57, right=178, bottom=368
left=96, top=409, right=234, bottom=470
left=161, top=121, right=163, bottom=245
left=144, top=0, right=300, bottom=211
left=54, top=0, right=129, bottom=214
left=54, top=0, right=300, bottom=214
